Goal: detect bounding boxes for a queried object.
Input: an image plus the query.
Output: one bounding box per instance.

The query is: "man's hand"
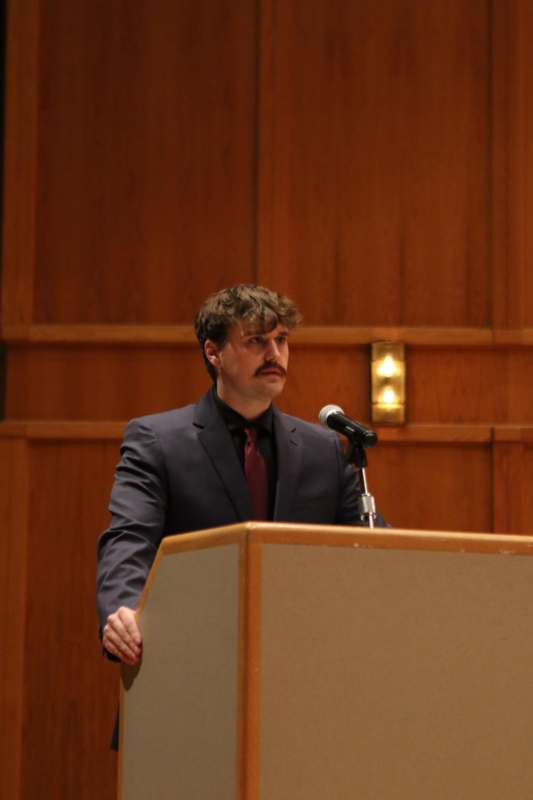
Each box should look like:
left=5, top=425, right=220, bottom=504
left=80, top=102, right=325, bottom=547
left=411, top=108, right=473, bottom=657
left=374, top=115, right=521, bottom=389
left=103, top=606, right=142, bottom=665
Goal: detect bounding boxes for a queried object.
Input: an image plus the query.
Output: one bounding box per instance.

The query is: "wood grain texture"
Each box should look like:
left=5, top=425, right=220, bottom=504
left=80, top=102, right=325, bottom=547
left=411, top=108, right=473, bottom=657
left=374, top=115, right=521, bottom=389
left=369, top=442, right=493, bottom=533
left=518, top=0, right=533, bottom=327
left=5, top=323, right=533, bottom=347
left=0, top=439, right=28, bottom=800
left=6, top=343, right=533, bottom=425
left=6, top=344, right=370, bottom=422
left=5, top=345, right=212, bottom=420
left=408, top=348, right=533, bottom=424
left=0, top=322, right=498, bottom=345
left=0, top=420, right=520, bottom=444
left=20, top=442, right=119, bottom=800
left=406, top=349, right=508, bottom=423
left=31, top=0, right=257, bottom=323
left=491, top=0, right=533, bottom=330
left=258, top=0, right=491, bottom=326
left=0, top=421, right=126, bottom=440
left=1, top=0, right=39, bottom=324
left=492, top=440, right=533, bottom=534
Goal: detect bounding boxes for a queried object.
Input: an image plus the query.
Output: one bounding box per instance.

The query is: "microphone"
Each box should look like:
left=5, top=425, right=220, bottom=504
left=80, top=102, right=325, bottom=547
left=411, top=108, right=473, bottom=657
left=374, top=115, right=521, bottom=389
left=319, top=404, right=378, bottom=447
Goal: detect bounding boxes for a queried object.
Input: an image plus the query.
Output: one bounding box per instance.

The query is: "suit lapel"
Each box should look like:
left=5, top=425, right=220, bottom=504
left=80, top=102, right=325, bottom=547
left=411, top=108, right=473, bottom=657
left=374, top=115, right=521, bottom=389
left=193, top=391, right=252, bottom=521
left=273, top=409, right=301, bottom=520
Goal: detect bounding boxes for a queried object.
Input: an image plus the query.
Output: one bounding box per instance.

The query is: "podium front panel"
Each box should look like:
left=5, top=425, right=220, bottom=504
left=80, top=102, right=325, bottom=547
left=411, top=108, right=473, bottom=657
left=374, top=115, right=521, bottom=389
left=121, top=542, right=241, bottom=800
left=257, top=541, right=533, bottom=800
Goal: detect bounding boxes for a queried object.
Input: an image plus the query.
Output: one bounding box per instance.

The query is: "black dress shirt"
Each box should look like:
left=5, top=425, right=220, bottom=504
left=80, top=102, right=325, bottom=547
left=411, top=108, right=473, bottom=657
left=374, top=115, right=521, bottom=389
left=213, top=388, right=277, bottom=520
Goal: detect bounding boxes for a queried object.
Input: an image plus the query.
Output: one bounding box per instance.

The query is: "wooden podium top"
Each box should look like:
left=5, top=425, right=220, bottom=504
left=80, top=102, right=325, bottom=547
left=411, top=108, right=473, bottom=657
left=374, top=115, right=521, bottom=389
left=141, top=522, right=533, bottom=604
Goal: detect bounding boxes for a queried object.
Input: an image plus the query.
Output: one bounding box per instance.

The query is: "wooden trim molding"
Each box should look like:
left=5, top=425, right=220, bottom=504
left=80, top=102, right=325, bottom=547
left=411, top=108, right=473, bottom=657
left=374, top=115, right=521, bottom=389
left=1, top=325, right=198, bottom=345
left=1, top=421, right=530, bottom=444
left=493, top=426, right=533, bottom=444
left=376, top=425, right=492, bottom=444
left=2, top=324, right=533, bottom=347
left=0, top=421, right=126, bottom=440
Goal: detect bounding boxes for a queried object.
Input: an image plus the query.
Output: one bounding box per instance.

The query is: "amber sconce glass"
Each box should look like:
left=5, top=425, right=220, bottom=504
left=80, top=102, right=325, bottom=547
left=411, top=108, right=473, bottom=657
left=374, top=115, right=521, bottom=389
left=371, top=342, right=406, bottom=425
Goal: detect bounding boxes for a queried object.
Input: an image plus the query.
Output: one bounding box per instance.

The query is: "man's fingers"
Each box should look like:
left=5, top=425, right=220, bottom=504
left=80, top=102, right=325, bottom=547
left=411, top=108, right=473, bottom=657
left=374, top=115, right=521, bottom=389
left=103, top=625, right=140, bottom=664
left=104, top=606, right=142, bottom=664
left=117, top=607, right=142, bottom=645
left=107, top=608, right=141, bottom=646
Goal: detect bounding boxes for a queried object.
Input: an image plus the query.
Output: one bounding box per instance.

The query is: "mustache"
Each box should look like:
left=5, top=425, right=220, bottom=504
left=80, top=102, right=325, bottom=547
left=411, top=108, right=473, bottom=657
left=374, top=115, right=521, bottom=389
left=254, top=362, right=287, bottom=377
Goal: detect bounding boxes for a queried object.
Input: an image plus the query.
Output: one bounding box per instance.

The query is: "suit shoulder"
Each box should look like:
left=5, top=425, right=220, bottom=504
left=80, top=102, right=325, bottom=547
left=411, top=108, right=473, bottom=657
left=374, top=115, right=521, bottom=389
left=278, top=412, right=338, bottom=445
left=125, top=404, right=196, bottom=438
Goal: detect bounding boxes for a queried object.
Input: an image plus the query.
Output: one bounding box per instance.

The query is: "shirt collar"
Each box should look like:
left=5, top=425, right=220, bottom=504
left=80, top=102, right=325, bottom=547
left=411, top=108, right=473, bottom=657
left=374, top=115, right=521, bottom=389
left=212, top=386, right=274, bottom=435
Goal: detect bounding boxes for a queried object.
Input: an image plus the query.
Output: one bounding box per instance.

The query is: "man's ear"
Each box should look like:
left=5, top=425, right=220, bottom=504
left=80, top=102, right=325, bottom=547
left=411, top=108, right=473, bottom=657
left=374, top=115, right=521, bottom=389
left=204, top=340, right=221, bottom=370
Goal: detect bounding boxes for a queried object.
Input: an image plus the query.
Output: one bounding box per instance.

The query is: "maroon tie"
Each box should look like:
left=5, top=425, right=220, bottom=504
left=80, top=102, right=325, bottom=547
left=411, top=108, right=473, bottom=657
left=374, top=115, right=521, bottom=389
left=244, top=427, right=268, bottom=520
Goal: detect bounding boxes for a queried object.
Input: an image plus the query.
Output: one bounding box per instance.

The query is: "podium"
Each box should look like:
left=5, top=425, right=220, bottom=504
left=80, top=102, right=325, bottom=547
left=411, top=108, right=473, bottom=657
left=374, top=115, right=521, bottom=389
left=119, top=523, right=533, bottom=799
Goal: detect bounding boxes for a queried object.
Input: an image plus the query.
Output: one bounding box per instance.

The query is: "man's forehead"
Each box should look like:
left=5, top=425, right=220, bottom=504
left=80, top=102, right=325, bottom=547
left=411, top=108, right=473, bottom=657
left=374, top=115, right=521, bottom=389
left=235, top=321, right=288, bottom=338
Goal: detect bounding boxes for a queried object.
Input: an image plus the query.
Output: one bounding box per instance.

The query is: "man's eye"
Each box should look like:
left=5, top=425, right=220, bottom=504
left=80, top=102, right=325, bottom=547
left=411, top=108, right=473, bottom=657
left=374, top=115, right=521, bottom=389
left=249, top=337, right=263, bottom=345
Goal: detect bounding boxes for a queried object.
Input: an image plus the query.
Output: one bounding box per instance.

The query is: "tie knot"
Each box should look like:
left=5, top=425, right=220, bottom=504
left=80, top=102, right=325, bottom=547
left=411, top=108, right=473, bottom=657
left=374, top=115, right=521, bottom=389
left=243, top=425, right=267, bottom=520
left=244, top=426, right=258, bottom=444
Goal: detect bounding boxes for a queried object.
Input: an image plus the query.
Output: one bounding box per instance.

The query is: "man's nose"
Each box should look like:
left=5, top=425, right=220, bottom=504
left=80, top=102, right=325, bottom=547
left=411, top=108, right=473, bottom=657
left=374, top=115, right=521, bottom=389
left=265, top=339, right=280, bottom=360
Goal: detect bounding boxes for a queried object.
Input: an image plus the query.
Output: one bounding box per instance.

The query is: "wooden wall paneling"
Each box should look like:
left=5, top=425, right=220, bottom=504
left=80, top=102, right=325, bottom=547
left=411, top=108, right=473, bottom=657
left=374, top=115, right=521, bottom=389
left=2, top=323, right=198, bottom=345
left=5, top=343, right=212, bottom=421
left=257, top=0, right=492, bottom=327
left=1, top=321, right=498, bottom=346
left=491, top=0, right=533, bottom=332
left=0, top=339, right=5, bottom=419
left=5, top=341, right=366, bottom=425
left=492, top=430, right=533, bottom=534
left=5, top=340, right=366, bottom=424
left=506, top=347, right=533, bottom=421
left=21, top=440, right=120, bottom=800
left=369, top=441, right=493, bottom=534
left=31, top=0, right=258, bottom=324
left=408, top=344, right=533, bottom=425
left=519, top=439, right=533, bottom=533
left=289, top=325, right=493, bottom=346
left=6, top=338, right=533, bottom=427
left=279, top=345, right=370, bottom=424
left=492, top=440, right=522, bottom=533
left=518, top=0, right=533, bottom=327
left=0, top=437, right=29, bottom=800
left=1, top=0, right=40, bottom=325
left=406, top=346, right=533, bottom=424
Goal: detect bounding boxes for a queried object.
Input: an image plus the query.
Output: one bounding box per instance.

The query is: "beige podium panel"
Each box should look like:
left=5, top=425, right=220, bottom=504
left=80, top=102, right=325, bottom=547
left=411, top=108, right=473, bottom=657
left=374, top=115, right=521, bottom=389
left=119, top=524, right=533, bottom=800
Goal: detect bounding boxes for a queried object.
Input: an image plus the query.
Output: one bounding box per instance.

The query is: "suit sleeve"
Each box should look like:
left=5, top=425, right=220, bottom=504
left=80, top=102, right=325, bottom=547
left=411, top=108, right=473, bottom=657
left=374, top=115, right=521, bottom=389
left=334, top=436, right=389, bottom=527
left=96, top=419, right=168, bottom=633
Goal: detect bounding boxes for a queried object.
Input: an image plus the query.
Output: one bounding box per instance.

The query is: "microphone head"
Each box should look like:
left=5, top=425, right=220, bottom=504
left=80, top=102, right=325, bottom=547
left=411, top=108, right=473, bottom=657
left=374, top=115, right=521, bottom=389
left=318, top=404, right=344, bottom=427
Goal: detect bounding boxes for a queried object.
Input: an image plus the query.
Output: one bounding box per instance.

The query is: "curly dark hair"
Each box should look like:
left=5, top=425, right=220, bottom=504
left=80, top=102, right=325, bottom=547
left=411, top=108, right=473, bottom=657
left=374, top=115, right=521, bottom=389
left=194, top=284, right=302, bottom=381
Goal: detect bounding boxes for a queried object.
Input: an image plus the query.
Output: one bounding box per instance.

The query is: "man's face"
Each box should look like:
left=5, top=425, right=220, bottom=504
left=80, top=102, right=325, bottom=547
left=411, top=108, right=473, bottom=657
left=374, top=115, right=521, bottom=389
left=206, top=322, right=289, bottom=410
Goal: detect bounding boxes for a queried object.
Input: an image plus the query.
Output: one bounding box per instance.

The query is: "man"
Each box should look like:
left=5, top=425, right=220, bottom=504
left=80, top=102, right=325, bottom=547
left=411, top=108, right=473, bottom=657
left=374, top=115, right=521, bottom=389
left=97, top=284, right=386, bottom=666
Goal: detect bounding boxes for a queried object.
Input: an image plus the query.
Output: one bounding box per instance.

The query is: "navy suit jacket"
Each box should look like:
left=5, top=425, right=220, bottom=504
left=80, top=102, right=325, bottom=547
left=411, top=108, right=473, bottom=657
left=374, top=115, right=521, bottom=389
left=96, top=390, right=374, bottom=631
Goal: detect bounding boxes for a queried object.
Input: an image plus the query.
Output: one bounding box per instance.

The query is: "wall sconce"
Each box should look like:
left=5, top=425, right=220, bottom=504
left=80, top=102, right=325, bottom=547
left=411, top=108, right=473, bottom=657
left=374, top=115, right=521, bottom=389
left=371, top=342, right=406, bottom=425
